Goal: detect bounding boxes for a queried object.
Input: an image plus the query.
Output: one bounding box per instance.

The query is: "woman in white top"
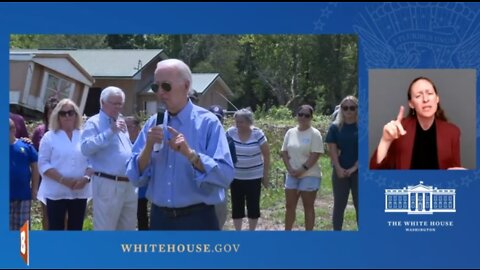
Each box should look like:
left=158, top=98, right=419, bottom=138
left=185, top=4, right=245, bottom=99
left=38, top=99, right=92, bottom=230
left=281, top=105, right=324, bottom=230
left=227, top=108, right=270, bottom=231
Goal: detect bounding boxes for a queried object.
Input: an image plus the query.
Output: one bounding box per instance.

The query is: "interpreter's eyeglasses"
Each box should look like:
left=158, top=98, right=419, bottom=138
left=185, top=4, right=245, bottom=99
left=297, top=113, right=312, bottom=119
left=342, top=105, right=357, bottom=112
left=59, top=110, right=76, bottom=117
left=151, top=82, right=172, bottom=93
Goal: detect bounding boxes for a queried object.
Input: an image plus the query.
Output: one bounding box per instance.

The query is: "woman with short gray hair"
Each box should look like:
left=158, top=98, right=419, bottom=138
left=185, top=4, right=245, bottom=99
left=227, top=108, right=270, bottom=231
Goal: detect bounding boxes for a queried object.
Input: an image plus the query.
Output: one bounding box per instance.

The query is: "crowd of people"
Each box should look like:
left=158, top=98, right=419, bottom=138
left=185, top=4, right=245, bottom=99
left=9, top=58, right=359, bottom=231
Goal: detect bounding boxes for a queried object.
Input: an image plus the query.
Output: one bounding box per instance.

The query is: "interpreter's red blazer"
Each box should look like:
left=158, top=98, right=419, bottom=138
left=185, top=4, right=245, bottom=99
left=370, top=117, right=461, bottom=169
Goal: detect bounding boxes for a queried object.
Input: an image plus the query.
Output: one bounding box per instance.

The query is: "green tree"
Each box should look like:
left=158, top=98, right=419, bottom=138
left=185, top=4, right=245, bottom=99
left=10, top=34, right=107, bottom=49
left=10, top=35, right=40, bottom=49
left=11, top=34, right=357, bottom=114
left=240, top=34, right=357, bottom=113
left=313, top=35, right=358, bottom=114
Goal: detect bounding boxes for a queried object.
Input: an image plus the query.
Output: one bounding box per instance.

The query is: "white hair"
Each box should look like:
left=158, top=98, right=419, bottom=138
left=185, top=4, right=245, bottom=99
left=156, top=59, right=192, bottom=92
left=234, top=108, right=254, bottom=125
left=100, top=86, right=125, bottom=108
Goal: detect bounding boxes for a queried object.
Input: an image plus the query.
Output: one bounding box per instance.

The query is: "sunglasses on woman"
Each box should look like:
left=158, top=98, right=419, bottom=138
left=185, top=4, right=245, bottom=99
left=342, top=105, right=357, bottom=111
left=297, top=113, right=312, bottom=118
left=59, top=109, right=76, bottom=117
left=151, top=82, right=172, bottom=93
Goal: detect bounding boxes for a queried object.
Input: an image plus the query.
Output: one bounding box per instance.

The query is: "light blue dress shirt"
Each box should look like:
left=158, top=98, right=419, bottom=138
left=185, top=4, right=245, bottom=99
left=126, top=101, right=234, bottom=208
left=81, top=110, right=132, bottom=176
left=132, top=137, right=148, bottom=200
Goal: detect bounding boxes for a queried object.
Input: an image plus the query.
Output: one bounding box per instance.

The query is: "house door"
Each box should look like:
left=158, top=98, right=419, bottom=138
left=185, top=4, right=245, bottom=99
left=84, top=87, right=102, bottom=116
left=418, top=193, right=423, bottom=211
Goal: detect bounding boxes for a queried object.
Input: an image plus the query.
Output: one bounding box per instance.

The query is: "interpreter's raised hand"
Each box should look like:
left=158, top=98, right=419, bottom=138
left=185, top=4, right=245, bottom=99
left=382, top=106, right=407, bottom=143
left=167, top=126, right=191, bottom=157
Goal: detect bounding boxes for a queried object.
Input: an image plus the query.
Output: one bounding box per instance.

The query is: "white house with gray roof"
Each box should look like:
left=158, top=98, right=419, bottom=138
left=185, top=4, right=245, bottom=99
left=10, top=49, right=233, bottom=118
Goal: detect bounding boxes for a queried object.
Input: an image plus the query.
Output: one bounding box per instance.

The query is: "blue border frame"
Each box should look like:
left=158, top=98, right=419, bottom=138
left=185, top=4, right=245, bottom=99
left=3, top=2, right=480, bottom=268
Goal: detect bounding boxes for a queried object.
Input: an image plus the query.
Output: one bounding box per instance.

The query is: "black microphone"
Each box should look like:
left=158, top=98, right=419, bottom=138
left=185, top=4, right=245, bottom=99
left=154, top=108, right=166, bottom=152
left=156, top=109, right=164, bottom=126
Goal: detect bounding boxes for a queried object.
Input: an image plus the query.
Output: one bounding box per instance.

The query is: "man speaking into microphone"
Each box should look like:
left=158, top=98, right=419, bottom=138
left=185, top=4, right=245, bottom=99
left=81, top=86, right=137, bottom=230
left=126, top=59, right=234, bottom=230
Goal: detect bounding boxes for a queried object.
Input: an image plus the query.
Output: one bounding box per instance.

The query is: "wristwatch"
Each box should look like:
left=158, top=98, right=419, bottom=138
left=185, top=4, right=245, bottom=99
left=189, top=150, right=200, bottom=164
left=83, top=175, right=91, bottom=183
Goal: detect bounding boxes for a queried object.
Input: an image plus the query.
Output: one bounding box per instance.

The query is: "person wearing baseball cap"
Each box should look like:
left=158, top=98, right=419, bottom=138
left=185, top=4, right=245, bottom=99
left=208, top=105, right=237, bottom=230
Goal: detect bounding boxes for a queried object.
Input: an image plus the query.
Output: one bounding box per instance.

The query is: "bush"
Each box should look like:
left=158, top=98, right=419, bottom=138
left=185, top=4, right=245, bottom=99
left=254, top=105, right=292, bottom=123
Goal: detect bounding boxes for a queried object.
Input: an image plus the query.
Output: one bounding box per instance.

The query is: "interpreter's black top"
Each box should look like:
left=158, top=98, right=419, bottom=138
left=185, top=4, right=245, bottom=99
left=411, top=120, right=439, bottom=169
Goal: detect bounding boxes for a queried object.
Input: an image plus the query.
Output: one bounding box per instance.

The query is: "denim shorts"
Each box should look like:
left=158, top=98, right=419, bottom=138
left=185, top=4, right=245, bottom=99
left=285, top=175, right=321, bottom=192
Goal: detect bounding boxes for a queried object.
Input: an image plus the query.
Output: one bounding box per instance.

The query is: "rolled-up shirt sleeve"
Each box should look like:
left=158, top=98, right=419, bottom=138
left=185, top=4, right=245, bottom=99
left=193, top=122, right=234, bottom=190
left=126, top=116, right=155, bottom=187
left=126, top=154, right=151, bottom=187
left=38, top=132, right=54, bottom=175
left=81, top=119, right=115, bottom=156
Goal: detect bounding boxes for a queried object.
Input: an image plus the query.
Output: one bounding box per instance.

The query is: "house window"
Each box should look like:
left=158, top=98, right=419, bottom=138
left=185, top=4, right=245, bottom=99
left=44, top=73, right=74, bottom=104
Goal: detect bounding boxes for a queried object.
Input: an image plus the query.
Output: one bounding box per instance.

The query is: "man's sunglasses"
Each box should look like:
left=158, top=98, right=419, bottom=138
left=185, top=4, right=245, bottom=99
left=59, top=110, right=76, bottom=117
left=297, top=113, right=312, bottom=118
left=342, top=105, right=357, bottom=111
left=151, top=82, right=172, bottom=93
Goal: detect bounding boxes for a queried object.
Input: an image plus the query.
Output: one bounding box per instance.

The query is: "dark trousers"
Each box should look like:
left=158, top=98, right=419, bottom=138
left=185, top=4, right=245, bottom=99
left=150, top=203, right=219, bottom=230
left=137, top=198, right=149, bottom=230
left=332, top=171, right=358, bottom=231
left=46, top=199, right=87, bottom=231
left=230, top=179, right=261, bottom=219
